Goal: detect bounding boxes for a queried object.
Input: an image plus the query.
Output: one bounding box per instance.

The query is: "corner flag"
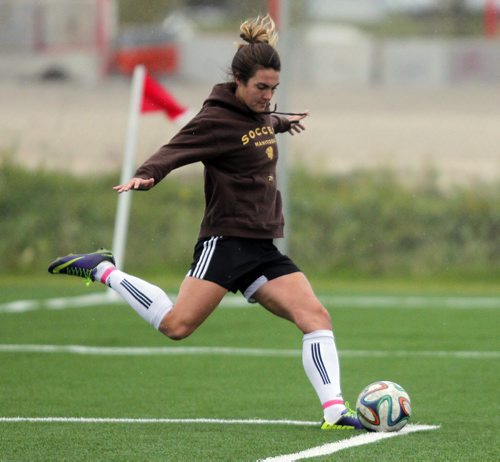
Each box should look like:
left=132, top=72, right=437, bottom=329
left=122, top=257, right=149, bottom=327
left=112, top=65, right=190, bottom=272
left=141, top=74, right=188, bottom=121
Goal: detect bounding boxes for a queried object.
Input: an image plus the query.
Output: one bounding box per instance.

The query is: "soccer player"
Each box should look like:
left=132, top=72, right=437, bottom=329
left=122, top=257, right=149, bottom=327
left=48, top=15, right=362, bottom=430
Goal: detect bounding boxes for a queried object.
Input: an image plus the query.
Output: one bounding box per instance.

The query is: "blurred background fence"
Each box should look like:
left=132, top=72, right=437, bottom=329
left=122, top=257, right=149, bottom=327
left=1, top=0, right=499, bottom=280
left=0, top=0, right=499, bottom=84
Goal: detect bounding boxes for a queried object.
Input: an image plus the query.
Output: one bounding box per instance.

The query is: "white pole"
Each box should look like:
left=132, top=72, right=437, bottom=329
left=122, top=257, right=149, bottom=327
left=274, top=0, right=291, bottom=255
left=111, top=64, right=146, bottom=270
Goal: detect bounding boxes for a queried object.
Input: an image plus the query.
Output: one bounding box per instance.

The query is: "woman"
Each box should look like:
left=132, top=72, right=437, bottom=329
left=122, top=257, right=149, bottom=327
left=48, top=15, right=362, bottom=430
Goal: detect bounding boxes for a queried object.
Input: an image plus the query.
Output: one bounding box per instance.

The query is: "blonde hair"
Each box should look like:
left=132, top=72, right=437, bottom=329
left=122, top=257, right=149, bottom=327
left=238, top=14, right=278, bottom=48
left=231, top=15, right=281, bottom=83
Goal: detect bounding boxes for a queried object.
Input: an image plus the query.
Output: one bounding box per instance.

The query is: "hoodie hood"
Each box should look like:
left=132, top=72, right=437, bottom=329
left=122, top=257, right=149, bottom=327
left=203, top=82, right=268, bottom=122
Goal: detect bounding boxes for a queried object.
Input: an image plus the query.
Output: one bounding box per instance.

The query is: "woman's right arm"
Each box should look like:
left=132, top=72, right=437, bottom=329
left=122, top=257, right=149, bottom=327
left=113, top=114, right=218, bottom=193
left=113, top=177, right=155, bottom=194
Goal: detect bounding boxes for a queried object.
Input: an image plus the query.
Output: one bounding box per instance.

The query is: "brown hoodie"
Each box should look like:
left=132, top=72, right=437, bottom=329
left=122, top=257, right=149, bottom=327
left=134, top=82, right=292, bottom=239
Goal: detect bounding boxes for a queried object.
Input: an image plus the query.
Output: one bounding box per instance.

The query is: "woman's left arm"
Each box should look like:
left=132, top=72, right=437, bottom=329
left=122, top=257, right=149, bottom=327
left=271, top=111, right=309, bottom=136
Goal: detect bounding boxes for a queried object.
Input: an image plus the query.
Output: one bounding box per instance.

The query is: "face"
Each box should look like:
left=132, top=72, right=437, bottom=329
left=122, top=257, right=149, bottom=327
left=235, top=68, right=280, bottom=113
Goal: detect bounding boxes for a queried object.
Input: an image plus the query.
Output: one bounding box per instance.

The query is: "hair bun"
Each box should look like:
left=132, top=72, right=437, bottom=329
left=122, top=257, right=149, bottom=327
left=239, top=14, right=278, bottom=47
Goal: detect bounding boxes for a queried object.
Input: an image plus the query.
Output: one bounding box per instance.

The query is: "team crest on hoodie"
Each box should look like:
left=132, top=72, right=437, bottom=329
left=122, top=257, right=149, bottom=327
left=266, top=146, right=274, bottom=160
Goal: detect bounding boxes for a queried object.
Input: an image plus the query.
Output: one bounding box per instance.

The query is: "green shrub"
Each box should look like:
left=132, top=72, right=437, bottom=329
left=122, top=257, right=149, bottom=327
left=289, top=169, right=500, bottom=279
left=0, top=162, right=116, bottom=271
left=1, top=161, right=499, bottom=280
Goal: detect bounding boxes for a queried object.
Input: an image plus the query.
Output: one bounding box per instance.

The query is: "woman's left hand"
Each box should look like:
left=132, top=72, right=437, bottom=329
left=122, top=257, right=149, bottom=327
left=287, top=110, right=309, bottom=135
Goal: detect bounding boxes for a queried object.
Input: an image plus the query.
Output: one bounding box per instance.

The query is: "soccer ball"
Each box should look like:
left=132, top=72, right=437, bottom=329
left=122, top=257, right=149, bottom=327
left=356, top=380, right=411, bottom=432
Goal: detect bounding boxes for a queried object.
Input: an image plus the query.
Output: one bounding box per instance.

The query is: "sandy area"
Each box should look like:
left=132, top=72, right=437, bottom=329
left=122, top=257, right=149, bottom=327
left=1, top=79, right=499, bottom=186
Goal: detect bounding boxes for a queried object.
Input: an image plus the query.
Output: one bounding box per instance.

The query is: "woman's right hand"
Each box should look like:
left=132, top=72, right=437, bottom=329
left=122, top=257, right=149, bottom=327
left=113, top=177, right=155, bottom=193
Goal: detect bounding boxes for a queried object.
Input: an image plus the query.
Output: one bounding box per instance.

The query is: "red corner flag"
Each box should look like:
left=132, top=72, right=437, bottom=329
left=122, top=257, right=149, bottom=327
left=485, top=0, right=498, bottom=37
left=141, top=74, right=188, bottom=121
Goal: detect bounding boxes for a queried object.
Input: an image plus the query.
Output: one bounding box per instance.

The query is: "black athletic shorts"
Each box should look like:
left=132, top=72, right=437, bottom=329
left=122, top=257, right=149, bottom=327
left=186, top=236, right=300, bottom=302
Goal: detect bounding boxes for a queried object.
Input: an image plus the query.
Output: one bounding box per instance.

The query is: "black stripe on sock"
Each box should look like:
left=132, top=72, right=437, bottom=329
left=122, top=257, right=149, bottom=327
left=120, top=279, right=153, bottom=310
left=312, top=343, right=331, bottom=385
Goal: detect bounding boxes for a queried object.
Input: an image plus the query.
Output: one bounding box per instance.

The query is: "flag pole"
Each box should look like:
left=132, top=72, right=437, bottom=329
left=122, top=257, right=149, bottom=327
left=111, top=64, right=146, bottom=271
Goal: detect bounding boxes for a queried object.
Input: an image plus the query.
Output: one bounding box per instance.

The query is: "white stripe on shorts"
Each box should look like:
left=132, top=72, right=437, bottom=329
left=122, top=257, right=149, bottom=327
left=243, top=275, right=269, bottom=302
left=191, top=236, right=219, bottom=279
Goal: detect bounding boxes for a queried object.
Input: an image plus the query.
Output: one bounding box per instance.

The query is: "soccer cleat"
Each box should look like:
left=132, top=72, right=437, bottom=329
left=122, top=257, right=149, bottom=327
left=48, top=249, right=115, bottom=285
left=320, top=403, right=364, bottom=430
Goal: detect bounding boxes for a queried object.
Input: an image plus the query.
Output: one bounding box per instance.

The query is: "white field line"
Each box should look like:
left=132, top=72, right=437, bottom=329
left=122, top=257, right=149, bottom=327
left=0, top=416, right=440, bottom=462
left=0, top=344, right=498, bottom=359
left=0, top=416, right=318, bottom=426
left=0, top=292, right=119, bottom=313
left=0, top=416, right=439, bottom=461
left=258, top=424, right=440, bottom=462
left=318, top=294, right=500, bottom=309
left=0, top=292, right=499, bottom=314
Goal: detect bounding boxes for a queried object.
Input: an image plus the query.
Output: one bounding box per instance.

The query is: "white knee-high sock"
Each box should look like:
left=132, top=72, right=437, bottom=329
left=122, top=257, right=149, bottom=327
left=303, top=329, right=345, bottom=424
left=95, top=263, right=173, bottom=330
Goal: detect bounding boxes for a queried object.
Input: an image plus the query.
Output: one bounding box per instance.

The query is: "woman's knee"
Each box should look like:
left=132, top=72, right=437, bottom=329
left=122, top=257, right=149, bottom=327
left=158, top=315, right=196, bottom=341
left=294, top=303, right=332, bottom=332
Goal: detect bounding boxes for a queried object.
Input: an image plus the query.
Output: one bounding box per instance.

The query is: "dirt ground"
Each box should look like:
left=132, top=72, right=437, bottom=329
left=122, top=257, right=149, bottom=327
left=1, top=79, right=499, bottom=186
